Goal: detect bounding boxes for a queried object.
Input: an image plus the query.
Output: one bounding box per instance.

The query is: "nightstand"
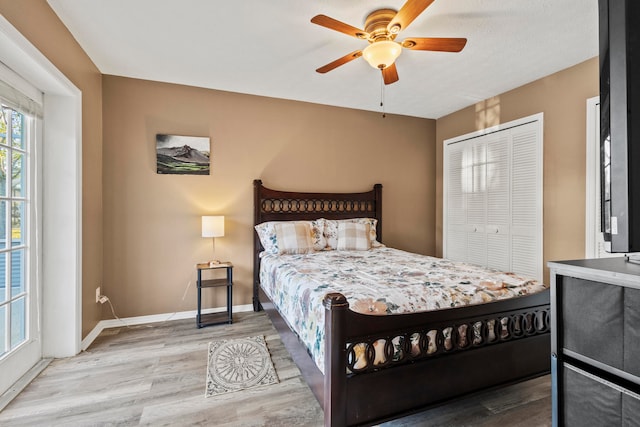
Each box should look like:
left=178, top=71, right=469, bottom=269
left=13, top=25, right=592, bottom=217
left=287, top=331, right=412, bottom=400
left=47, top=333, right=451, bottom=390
left=196, top=262, right=233, bottom=328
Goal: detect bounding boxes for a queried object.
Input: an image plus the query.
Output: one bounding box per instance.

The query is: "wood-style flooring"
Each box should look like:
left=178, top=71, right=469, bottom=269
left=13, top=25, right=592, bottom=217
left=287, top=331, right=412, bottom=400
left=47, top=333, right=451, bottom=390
left=0, top=311, right=551, bottom=426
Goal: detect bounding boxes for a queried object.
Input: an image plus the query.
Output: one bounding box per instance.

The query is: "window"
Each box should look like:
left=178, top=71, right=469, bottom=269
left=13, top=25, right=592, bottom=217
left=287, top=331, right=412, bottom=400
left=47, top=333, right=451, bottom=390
left=0, top=15, right=82, bottom=398
left=0, top=104, right=30, bottom=358
left=585, top=96, right=621, bottom=258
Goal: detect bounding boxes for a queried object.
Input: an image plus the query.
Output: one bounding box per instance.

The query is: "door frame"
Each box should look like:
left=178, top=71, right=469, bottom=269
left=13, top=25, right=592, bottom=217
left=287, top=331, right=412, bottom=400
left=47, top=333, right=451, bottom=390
left=0, top=15, right=82, bottom=396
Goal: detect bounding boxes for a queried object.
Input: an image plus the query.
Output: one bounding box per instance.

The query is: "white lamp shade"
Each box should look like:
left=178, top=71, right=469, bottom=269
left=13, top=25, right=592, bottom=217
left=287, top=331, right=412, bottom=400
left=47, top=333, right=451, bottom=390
left=202, top=215, right=224, bottom=238
left=362, top=40, right=402, bottom=69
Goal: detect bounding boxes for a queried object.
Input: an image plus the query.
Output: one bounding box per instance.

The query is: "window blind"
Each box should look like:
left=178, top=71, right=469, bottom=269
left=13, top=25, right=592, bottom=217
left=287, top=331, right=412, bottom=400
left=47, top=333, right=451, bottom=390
left=0, top=63, right=43, bottom=118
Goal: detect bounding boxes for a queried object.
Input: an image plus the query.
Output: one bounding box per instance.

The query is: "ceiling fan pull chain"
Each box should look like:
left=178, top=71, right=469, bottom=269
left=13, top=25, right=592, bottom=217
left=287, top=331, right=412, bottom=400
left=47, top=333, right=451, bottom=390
left=380, top=74, right=386, bottom=118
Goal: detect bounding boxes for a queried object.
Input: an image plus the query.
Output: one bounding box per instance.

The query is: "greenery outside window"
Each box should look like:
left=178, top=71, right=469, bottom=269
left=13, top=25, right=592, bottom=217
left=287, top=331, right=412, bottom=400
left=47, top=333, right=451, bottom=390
left=0, top=104, right=29, bottom=359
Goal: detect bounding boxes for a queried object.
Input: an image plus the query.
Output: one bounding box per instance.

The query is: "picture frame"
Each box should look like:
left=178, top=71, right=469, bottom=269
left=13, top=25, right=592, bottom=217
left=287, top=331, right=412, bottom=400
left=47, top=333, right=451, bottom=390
left=156, top=134, right=210, bottom=175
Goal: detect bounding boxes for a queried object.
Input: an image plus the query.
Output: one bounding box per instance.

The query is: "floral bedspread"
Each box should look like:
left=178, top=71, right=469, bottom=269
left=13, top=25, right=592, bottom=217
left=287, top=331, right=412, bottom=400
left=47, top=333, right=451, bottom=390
left=259, top=247, right=548, bottom=374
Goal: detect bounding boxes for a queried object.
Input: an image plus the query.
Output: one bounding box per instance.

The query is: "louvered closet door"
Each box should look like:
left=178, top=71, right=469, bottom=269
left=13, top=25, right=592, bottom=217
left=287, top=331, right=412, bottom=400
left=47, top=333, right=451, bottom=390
left=445, top=141, right=467, bottom=262
left=510, top=122, right=541, bottom=278
left=444, top=115, right=542, bottom=280
left=485, top=133, right=511, bottom=271
left=466, top=141, right=487, bottom=266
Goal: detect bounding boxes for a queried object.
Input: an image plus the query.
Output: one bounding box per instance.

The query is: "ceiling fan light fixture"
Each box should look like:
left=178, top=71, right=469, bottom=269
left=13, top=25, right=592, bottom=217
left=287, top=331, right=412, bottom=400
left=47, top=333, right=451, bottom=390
left=362, top=40, right=402, bottom=69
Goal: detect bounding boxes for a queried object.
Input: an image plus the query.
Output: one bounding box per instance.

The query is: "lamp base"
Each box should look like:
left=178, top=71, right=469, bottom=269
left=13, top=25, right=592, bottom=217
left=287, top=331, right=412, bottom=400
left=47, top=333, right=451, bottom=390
left=208, top=260, right=221, bottom=267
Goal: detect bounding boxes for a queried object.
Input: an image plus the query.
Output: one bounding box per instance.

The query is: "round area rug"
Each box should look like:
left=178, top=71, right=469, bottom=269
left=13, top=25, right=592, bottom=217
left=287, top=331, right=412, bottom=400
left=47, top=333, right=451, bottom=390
left=206, top=335, right=278, bottom=397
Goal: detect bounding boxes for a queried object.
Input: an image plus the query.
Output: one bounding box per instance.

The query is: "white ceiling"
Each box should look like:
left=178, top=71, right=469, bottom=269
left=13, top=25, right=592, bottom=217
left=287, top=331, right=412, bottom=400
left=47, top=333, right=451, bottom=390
left=46, top=0, right=599, bottom=119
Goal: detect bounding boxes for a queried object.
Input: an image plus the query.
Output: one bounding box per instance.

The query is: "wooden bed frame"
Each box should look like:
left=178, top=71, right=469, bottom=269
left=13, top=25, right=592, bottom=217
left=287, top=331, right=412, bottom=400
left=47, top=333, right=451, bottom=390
left=253, top=180, right=550, bottom=426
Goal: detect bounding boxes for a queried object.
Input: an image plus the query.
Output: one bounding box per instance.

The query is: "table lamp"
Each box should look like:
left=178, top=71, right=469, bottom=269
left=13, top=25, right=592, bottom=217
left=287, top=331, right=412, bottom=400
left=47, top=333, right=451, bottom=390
left=202, top=215, right=224, bottom=266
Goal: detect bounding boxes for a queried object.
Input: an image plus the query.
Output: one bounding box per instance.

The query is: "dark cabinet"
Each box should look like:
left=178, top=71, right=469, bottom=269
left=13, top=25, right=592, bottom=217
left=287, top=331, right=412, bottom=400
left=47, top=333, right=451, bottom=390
left=549, top=258, right=640, bottom=427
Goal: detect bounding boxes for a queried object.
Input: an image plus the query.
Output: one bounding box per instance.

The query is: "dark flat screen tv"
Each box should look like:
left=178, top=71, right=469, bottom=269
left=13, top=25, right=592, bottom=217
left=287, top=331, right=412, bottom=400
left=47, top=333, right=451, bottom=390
left=599, top=0, right=640, bottom=253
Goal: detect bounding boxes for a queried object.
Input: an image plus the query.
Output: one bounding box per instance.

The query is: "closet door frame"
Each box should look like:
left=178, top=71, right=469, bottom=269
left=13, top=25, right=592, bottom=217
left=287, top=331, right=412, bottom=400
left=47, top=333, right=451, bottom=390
left=443, top=113, right=543, bottom=280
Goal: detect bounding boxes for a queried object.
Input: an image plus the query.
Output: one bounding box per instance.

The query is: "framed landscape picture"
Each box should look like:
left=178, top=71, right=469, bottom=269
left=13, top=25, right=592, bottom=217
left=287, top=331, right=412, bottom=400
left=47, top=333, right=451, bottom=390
left=156, top=134, right=210, bottom=175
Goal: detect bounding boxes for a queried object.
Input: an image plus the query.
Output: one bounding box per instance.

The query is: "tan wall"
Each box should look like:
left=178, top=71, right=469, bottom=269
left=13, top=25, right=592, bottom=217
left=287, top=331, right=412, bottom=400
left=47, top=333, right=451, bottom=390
left=102, top=75, right=435, bottom=318
left=0, top=1, right=103, bottom=337
left=435, top=57, right=599, bottom=283
left=0, top=0, right=598, bottom=328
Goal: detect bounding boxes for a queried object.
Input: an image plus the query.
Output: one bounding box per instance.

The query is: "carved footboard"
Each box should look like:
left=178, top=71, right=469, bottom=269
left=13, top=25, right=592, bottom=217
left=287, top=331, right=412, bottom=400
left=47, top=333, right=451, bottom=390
left=323, top=290, right=551, bottom=426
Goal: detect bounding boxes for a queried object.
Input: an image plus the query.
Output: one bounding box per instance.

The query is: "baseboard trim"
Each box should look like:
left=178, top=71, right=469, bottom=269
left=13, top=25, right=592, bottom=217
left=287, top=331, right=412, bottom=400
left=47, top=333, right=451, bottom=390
left=81, top=304, right=253, bottom=351
left=0, top=358, right=52, bottom=412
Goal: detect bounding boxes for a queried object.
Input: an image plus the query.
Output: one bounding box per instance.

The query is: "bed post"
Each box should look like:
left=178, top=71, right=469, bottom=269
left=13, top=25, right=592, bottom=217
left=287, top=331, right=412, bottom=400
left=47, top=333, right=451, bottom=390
left=323, top=293, right=349, bottom=427
left=253, top=179, right=263, bottom=312
left=374, top=183, right=382, bottom=242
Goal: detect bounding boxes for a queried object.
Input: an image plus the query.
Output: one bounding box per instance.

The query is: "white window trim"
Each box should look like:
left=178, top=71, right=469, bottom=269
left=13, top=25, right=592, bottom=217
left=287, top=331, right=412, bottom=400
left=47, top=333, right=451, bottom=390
left=585, top=96, right=621, bottom=259
left=0, top=14, right=82, bottom=396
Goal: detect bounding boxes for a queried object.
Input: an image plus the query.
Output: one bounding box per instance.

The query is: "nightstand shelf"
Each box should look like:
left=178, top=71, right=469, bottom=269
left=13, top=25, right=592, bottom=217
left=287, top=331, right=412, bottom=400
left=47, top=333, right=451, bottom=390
left=200, top=278, right=229, bottom=288
left=196, top=262, right=233, bottom=328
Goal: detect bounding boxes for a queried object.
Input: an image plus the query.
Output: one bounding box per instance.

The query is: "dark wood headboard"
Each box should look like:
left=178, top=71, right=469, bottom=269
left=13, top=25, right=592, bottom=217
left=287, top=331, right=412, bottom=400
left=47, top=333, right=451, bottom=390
left=252, top=179, right=382, bottom=311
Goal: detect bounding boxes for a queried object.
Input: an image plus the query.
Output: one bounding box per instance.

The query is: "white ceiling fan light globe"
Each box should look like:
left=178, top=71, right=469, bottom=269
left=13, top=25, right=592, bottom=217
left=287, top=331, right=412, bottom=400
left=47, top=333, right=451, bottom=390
left=362, top=40, right=402, bottom=69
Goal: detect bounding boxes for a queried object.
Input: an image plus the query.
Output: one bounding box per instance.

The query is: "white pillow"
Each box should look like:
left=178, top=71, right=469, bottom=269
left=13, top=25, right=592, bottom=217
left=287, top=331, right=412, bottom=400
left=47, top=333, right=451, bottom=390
left=255, top=222, right=279, bottom=253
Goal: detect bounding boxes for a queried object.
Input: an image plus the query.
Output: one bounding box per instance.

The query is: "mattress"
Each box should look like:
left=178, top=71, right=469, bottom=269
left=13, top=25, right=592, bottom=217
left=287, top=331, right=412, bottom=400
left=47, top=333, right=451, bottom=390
left=259, top=247, right=548, bottom=373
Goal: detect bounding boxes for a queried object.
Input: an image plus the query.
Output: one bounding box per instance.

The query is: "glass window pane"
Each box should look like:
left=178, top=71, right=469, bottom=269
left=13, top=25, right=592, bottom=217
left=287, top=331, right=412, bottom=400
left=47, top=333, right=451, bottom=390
left=0, top=304, right=6, bottom=356
left=11, top=110, right=24, bottom=149
left=11, top=151, right=24, bottom=198
left=10, top=297, right=26, bottom=349
left=0, top=200, right=6, bottom=249
left=0, top=99, right=31, bottom=361
left=0, top=253, right=6, bottom=304
left=0, top=145, right=7, bottom=197
left=12, top=201, right=24, bottom=247
left=0, top=107, right=8, bottom=146
left=11, top=249, right=24, bottom=297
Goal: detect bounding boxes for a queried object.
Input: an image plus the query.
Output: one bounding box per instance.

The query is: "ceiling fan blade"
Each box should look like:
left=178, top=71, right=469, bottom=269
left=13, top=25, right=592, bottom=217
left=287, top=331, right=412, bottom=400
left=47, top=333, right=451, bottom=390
left=311, top=15, right=369, bottom=39
left=402, top=37, right=467, bottom=52
left=387, top=0, right=435, bottom=33
left=382, top=63, right=399, bottom=85
left=316, top=50, right=363, bottom=74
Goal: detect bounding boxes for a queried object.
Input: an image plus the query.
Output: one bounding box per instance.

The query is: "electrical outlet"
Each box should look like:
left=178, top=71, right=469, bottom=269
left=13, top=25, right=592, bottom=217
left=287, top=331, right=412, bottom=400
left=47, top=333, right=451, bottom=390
left=96, top=287, right=101, bottom=303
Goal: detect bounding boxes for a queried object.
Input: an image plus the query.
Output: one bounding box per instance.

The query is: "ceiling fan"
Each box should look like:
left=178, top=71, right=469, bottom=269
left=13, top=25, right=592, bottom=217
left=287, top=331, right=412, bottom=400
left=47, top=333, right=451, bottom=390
left=311, top=0, right=467, bottom=85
